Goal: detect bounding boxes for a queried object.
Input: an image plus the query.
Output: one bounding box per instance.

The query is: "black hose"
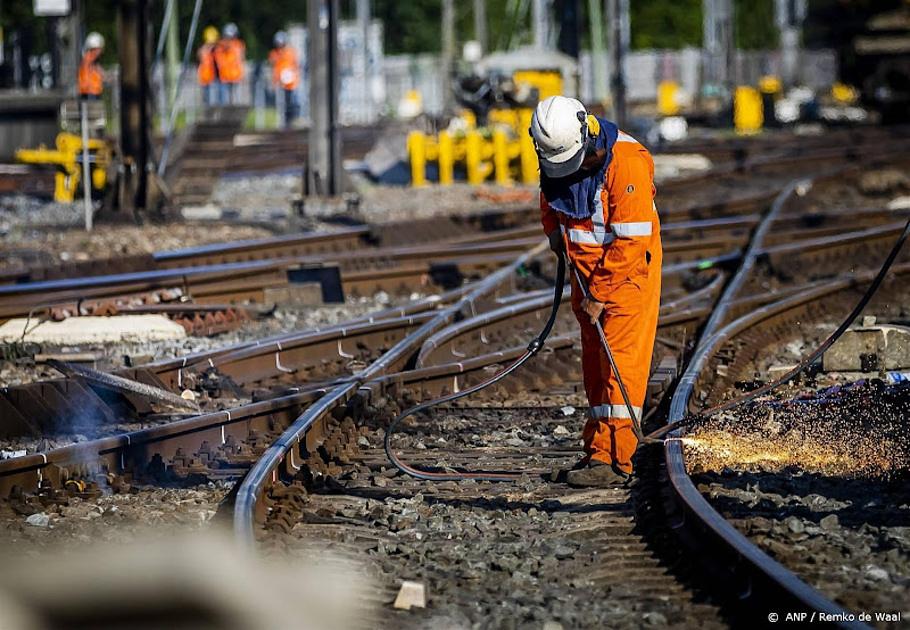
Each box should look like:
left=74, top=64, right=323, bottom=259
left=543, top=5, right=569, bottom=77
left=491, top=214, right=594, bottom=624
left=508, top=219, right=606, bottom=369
left=384, top=251, right=566, bottom=481
left=647, top=214, right=910, bottom=441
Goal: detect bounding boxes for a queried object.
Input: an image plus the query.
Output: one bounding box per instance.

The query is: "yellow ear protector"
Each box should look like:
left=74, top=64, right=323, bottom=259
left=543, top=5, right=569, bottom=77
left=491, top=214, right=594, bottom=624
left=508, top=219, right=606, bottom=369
left=527, top=111, right=601, bottom=157
left=579, top=112, right=600, bottom=157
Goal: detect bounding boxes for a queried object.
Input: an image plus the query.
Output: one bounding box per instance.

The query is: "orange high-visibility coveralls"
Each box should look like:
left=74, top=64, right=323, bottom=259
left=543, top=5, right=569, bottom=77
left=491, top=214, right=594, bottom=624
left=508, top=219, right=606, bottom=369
left=197, top=43, right=218, bottom=85
left=214, top=38, right=245, bottom=84
left=78, top=48, right=103, bottom=96
left=268, top=46, right=300, bottom=90
left=541, top=131, right=662, bottom=473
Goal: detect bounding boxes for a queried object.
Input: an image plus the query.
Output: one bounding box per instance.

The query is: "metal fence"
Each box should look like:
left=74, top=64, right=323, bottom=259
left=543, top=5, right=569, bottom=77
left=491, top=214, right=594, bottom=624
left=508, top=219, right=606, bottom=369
left=578, top=47, right=837, bottom=104
left=147, top=44, right=837, bottom=130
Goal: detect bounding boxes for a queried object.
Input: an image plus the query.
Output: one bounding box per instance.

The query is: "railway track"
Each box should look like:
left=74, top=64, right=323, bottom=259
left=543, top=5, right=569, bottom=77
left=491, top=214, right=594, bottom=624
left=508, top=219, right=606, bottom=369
left=0, top=198, right=902, bottom=326
left=167, top=108, right=381, bottom=207
left=0, top=140, right=907, bottom=626
left=662, top=171, right=909, bottom=627
left=671, top=263, right=910, bottom=626
left=228, top=167, right=908, bottom=625
left=1, top=217, right=893, bottom=439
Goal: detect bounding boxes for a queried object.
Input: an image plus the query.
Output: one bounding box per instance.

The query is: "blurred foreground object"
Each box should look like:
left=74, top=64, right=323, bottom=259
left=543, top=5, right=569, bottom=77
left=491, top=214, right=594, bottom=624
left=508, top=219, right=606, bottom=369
left=0, top=531, right=371, bottom=630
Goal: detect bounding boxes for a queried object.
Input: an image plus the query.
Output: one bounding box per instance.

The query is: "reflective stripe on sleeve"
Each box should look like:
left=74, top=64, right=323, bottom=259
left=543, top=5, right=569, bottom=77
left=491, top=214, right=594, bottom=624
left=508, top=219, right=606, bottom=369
left=567, top=228, right=615, bottom=246
left=611, top=221, right=652, bottom=238
left=616, top=131, right=638, bottom=143
left=590, top=404, right=643, bottom=420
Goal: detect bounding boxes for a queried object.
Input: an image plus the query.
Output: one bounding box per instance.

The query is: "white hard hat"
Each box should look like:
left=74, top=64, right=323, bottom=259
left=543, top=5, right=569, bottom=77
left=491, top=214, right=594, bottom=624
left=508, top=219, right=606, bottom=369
left=273, top=30, right=288, bottom=47
left=530, top=95, right=588, bottom=178
left=84, top=32, right=105, bottom=51
left=223, top=22, right=239, bottom=38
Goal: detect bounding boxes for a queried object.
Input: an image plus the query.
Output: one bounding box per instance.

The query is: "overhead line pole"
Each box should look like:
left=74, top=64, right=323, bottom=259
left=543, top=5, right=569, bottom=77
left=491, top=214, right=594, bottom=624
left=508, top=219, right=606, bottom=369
left=117, top=0, right=152, bottom=213
left=306, top=0, right=342, bottom=196
left=607, top=0, right=628, bottom=127
left=474, top=0, right=488, bottom=54
left=441, top=0, right=455, bottom=113
left=588, top=0, right=606, bottom=103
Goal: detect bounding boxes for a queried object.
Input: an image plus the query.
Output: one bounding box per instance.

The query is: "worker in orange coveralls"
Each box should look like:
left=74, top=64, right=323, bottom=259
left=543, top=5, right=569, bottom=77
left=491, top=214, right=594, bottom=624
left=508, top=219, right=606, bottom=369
left=533, top=95, right=662, bottom=487
left=78, top=32, right=105, bottom=99
left=268, top=31, right=300, bottom=128
left=197, top=26, right=220, bottom=106
left=214, top=22, right=245, bottom=104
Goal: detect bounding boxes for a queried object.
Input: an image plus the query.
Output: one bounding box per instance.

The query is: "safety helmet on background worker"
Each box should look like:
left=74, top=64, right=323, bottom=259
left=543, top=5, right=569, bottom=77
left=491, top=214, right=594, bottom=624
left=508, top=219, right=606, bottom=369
left=84, top=32, right=105, bottom=52
left=223, top=22, right=239, bottom=38
left=273, top=31, right=288, bottom=47
left=203, top=26, right=219, bottom=44
left=529, top=95, right=590, bottom=178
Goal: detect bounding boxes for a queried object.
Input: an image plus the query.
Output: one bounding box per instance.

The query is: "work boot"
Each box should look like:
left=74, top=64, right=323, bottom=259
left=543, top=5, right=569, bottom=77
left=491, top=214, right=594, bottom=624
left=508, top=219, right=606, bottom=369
left=566, top=460, right=631, bottom=488
left=548, top=456, right=590, bottom=482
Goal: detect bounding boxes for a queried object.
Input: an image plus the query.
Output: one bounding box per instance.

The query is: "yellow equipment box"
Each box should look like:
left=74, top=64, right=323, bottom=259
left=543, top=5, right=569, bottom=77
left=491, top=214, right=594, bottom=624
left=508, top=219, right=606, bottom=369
left=16, top=132, right=111, bottom=203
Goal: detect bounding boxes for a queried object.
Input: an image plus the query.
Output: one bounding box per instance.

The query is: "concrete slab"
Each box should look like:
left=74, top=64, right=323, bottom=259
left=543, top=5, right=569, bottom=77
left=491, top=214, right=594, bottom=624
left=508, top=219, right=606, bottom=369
left=653, top=154, right=712, bottom=181
left=0, top=315, right=187, bottom=345
left=179, top=205, right=223, bottom=221
left=823, top=324, right=910, bottom=372
left=393, top=581, right=426, bottom=610
left=262, top=282, right=323, bottom=306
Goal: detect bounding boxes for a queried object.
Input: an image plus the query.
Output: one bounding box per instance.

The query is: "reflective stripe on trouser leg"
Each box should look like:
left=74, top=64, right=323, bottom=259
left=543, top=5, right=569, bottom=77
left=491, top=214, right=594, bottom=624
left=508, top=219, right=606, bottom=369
left=590, top=403, right=642, bottom=420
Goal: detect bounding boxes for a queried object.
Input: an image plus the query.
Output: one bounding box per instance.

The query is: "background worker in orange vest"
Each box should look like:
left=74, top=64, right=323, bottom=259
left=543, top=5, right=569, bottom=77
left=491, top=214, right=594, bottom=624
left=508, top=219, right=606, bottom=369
left=533, top=95, right=663, bottom=487
left=197, top=26, right=220, bottom=106
left=268, top=31, right=300, bottom=128
left=78, top=32, right=105, bottom=99
left=214, top=22, right=245, bottom=105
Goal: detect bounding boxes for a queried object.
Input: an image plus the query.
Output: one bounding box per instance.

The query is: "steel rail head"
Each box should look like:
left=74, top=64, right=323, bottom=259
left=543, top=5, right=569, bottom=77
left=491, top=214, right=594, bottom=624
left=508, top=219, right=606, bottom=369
left=153, top=227, right=371, bottom=263
left=233, top=383, right=356, bottom=546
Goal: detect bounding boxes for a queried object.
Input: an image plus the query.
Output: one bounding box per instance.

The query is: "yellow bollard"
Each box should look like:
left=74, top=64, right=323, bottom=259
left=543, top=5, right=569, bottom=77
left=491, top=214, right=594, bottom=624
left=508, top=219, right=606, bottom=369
left=518, top=109, right=538, bottom=184
left=734, top=86, right=763, bottom=135
left=492, top=128, right=512, bottom=187
left=488, top=109, right=520, bottom=131
left=407, top=130, right=427, bottom=187
left=758, top=75, right=782, bottom=96
left=657, top=81, right=680, bottom=116
left=465, top=130, right=483, bottom=186
left=437, top=131, right=454, bottom=186
left=831, top=82, right=858, bottom=104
